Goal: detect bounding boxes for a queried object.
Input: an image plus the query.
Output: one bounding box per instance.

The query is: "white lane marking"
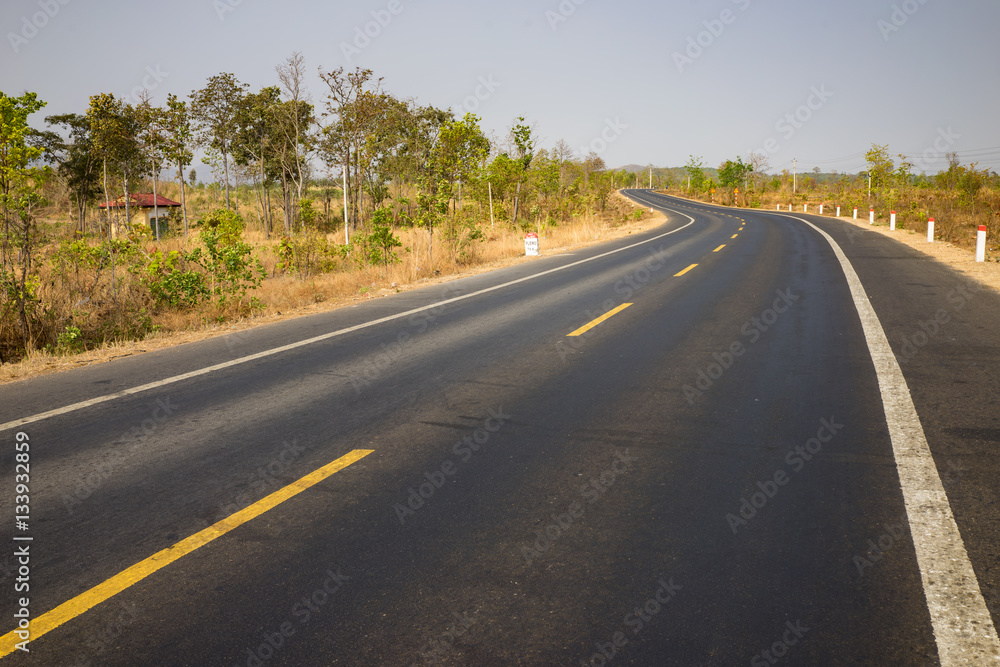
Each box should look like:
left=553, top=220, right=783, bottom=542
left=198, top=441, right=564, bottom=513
left=786, top=213, right=1000, bottom=665
left=1, top=210, right=697, bottom=433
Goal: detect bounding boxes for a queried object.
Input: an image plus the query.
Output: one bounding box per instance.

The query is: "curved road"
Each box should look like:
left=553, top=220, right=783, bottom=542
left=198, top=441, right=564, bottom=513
left=2, top=191, right=999, bottom=665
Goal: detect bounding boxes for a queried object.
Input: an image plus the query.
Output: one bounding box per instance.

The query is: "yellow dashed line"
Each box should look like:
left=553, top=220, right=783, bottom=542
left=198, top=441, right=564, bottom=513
left=568, top=303, right=633, bottom=337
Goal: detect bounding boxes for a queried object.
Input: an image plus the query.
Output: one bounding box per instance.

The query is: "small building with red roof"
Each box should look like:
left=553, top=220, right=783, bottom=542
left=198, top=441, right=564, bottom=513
left=98, top=193, right=181, bottom=235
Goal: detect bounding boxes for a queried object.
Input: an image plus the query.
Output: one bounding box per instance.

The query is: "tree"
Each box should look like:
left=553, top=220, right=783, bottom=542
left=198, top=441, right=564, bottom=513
left=364, top=206, right=403, bottom=274
left=530, top=149, right=561, bottom=204
left=190, top=73, right=249, bottom=210
left=718, top=157, right=753, bottom=192
left=318, top=66, right=381, bottom=229
left=864, top=143, right=895, bottom=196
left=719, top=156, right=752, bottom=189
left=685, top=155, right=706, bottom=192
left=275, top=52, right=314, bottom=229
left=509, top=117, right=535, bottom=223
left=387, top=104, right=450, bottom=202
left=747, top=151, right=770, bottom=191
left=163, top=94, right=194, bottom=235
left=276, top=98, right=314, bottom=232
left=87, top=93, right=143, bottom=308
left=432, top=113, right=490, bottom=208
left=479, top=152, right=520, bottom=211
left=0, top=91, right=47, bottom=359
left=87, top=93, right=144, bottom=236
left=553, top=139, right=574, bottom=200
left=233, top=86, right=282, bottom=236
left=40, top=113, right=101, bottom=233
left=137, top=95, right=168, bottom=240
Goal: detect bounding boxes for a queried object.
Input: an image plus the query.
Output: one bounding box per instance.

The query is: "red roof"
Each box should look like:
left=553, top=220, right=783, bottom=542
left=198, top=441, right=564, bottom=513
left=98, top=194, right=181, bottom=208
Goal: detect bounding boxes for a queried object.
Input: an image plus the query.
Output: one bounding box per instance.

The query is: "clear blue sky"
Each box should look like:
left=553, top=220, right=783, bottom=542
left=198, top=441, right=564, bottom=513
left=3, top=0, right=999, bottom=175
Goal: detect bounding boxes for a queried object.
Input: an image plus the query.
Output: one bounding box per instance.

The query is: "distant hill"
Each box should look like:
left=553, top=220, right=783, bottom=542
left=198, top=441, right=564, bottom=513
left=617, top=164, right=652, bottom=174
left=614, top=164, right=718, bottom=178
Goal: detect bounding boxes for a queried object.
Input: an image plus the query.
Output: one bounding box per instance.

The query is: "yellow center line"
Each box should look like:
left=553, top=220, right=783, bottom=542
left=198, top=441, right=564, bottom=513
left=713, top=245, right=726, bottom=252
left=674, top=264, right=698, bottom=277
left=0, top=449, right=374, bottom=659
left=568, top=303, right=633, bottom=337
left=731, top=234, right=739, bottom=239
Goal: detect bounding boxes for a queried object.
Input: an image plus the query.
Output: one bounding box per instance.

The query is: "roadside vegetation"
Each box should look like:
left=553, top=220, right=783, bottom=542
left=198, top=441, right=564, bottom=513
left=662, top=148, right=1000, bottom=252
left=0, top=56, right=649, bottom=365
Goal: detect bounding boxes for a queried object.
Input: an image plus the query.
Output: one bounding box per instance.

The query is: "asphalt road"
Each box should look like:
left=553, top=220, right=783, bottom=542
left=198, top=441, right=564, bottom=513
left=2, top=191, right=999, bottom=665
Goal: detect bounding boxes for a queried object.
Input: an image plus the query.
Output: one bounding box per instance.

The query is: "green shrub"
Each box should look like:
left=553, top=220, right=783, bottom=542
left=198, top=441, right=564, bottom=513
left=144, top=249, right=209, bottom=308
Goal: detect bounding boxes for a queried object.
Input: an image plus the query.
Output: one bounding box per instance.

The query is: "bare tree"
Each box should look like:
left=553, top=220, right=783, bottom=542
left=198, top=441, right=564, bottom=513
left=553, top=139, right=574, bottom=196
left=747, top=151, right=770, bottom=190
left=276, top=52, right=313, bottom=229
left=318, top=66, right=382, bottom=228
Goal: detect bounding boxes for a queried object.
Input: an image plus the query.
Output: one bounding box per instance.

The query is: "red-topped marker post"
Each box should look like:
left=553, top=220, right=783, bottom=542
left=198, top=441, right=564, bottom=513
left=525, top=232, right=540, bottom=257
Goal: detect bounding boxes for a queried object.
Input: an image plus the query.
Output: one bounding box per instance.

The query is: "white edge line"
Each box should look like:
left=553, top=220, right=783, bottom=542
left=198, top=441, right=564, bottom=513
left=781, top=212, right=1000, bottom=665
left=1, top=206, right=696, bottom=433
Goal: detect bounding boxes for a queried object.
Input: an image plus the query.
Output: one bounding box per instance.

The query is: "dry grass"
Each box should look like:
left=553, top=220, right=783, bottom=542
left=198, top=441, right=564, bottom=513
left=671, top=185, right=1000, bottom=251
left=0, top=195, right=661, bottom=385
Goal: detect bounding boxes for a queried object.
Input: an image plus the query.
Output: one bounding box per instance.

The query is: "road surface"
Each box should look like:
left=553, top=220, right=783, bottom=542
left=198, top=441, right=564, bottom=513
left=2, top=191, right=999, bottom=665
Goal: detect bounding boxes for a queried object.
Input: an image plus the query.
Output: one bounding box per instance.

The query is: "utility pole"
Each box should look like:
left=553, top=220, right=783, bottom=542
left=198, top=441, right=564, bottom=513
left=342, top=165, right=349, bottom=245
left=488, top=181, right=495, bottom=230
